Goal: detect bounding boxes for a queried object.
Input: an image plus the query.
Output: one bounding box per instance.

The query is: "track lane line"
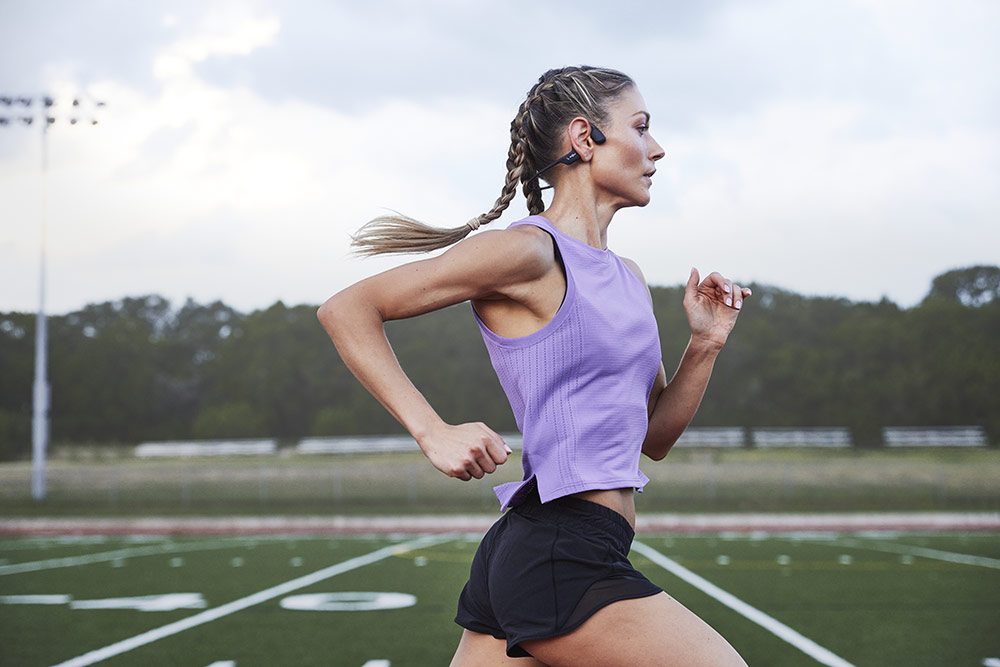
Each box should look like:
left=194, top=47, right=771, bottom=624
left=632, top=541, right=856, bottom=667
left=49, top=534, right=452, bottom=667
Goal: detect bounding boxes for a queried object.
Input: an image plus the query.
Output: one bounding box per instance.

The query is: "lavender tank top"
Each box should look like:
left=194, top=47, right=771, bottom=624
left=473, top=216, right=662, bottom=511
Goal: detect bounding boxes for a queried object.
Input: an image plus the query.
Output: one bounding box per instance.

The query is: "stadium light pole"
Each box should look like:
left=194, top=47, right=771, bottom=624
left=0, top=93, right=105, bottom=500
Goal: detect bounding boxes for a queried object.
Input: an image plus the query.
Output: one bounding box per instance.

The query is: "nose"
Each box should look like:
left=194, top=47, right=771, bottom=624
left=649, top=133, right=665, bottom=161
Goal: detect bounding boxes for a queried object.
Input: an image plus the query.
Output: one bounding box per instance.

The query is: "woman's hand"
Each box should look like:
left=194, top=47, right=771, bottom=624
left=417, top=421, right=511, bottom=481
left=683, top=268, right=751, bottom=349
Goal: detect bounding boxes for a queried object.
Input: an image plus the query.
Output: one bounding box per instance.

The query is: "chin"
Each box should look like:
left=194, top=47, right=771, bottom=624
left=632, top=191, right=652, bottom=207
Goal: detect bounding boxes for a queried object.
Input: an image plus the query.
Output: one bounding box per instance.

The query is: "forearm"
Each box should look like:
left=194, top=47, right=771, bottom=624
left=317, top=290, right=442, bottom=441
left=642, top=336, right=722, bottom=460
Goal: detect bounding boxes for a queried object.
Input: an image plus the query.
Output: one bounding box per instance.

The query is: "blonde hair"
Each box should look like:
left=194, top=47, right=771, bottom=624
left=351, top=66, right=635, bottom=256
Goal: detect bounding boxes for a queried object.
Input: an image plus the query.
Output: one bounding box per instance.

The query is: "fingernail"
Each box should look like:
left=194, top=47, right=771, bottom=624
left=746, top=289, right=753, bottom=296
left=504, top=444, right=512, bottom=454
left=724, top=284, right=732, bottom=293
left=725, top=297, right=733, bottom=307
left=735, top=300, right=742, bottom=309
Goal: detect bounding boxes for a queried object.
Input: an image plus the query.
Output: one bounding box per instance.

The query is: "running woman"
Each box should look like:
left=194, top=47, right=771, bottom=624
left=318, top=66, right=749, bottom=666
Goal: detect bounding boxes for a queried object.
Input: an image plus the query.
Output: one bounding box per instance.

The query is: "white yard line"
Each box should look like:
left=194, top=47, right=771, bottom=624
left=632, top=541, right=856, bottom=667
left=834, top=538, right=1000, bottom=570
left=0, top=538, right=255, bottom=576
left=49, top=535, right=452, bottom=667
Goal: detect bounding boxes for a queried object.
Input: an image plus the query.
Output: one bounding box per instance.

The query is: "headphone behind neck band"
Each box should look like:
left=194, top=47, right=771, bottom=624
left=533, top=124, right=606, bottom=190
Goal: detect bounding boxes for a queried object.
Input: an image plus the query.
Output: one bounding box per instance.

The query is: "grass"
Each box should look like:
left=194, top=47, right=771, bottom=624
left=1, top=447, right=998, bottom=516
left=1, top=532, right=998, bottom=666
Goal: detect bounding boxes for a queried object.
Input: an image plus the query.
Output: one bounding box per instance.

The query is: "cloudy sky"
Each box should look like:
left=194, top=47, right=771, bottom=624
left=1, top=0, right=997, bottom=315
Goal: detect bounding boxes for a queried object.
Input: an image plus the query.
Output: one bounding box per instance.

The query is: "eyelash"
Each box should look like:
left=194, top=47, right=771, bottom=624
left=637, top=124, right=648, bottom=135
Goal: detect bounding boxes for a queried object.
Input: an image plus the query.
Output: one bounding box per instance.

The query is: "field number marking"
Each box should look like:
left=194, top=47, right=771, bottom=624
left=3, top=593, right=205, bottom=612
left=70, top=593, right=207, bottom=612
left=632, top=541, right=857, bottom=667
left=1, top=594, right=71, bottom=605
left=281, top=592, right=416, bottom=612
left=49, top=535, right=452, bottom=667
left=3, top=590, right=414, bottom=613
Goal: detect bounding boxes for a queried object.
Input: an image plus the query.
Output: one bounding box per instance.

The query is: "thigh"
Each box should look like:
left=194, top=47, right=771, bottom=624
left=520, top=592, right=747, bottom=667
left=450, top=629, right=548, bottom=667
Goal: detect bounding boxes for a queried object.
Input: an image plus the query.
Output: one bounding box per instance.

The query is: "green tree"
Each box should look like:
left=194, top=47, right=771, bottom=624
left=50, top=296, right=172, bottom=442
left=0, top=312, right=34, bottom=459
left=924, top=265, right=1000, bottom=307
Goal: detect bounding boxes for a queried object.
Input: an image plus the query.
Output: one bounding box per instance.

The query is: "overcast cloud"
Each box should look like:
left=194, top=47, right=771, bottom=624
left=1, top=0, right=997, bottom=314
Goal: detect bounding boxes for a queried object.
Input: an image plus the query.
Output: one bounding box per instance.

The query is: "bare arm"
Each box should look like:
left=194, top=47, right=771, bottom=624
left=317, top=227, right=555, bottom=481
left=636, top=266, right=751, bottom=461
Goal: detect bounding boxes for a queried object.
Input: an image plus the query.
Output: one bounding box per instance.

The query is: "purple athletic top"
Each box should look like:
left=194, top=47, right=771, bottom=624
left=473, top=216, right=662, bottom=511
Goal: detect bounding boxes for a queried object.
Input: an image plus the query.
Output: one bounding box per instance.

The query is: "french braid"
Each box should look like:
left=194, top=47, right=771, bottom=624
left=351, top=66, right=634, bottom=256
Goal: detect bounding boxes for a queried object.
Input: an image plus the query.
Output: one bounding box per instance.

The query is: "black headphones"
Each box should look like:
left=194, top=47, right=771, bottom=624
left=533, top=124, right=606, bottom=186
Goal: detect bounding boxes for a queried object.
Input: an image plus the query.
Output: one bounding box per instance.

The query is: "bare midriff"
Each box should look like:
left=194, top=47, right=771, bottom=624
left=571, top=488, right=636, bottom=530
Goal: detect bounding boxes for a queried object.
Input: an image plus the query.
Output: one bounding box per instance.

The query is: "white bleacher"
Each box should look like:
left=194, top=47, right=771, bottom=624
left=882, top=426, right=987, bottom=447
left=296, top=435, right=419, bottom=455
left=674, top=427, right=746, bottom=448
left=135, top=439, right=277, bottom=458
left=296, top=434, right=524, bottom=455
left=751, top=427, right=853, bottom=448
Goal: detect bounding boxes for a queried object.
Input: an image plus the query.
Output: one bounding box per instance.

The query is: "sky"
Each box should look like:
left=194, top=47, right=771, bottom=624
left=0, top=0, right=997, bottom=315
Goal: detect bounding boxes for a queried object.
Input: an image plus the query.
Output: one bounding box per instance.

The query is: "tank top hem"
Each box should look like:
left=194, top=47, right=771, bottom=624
left=496, top=473, right=650, bottom=512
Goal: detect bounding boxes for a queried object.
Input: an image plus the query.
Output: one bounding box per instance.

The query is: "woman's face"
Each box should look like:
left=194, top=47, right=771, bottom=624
left=591, top=86, right=665, bottom=209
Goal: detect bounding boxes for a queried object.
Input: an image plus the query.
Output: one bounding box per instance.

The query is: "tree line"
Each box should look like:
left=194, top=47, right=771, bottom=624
left=0, top=266, right=997, bottom=459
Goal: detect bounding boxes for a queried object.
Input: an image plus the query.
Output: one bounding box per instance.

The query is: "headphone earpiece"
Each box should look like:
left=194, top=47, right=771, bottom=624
left=534, top=122, right=606, bottom=182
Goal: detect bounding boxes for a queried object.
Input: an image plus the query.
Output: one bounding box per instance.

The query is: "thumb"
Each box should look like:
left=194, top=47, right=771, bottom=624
left=686, top=267, right=700, bottom=295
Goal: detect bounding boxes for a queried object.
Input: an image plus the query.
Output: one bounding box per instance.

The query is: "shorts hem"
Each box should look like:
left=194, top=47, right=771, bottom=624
left=506, top=587, right=663, bottom=658
left=454, top=618, right=506, bottom=641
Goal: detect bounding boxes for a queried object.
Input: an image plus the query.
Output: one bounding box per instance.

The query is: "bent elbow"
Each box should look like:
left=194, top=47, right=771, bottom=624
left=317, top=291, right=350, bottom=335
left=316, top=298, right=335, bottom=329
left=643, top=448, right=667, bottom=462
left=641, top=436, right=677, bottom=462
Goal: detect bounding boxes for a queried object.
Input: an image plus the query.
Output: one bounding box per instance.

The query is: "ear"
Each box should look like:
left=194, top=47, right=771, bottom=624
left=566, top=117, right=599, bottom=162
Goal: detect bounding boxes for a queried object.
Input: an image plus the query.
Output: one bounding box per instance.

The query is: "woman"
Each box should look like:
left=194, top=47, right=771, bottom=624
left=318, top=66, right=749, bottom=666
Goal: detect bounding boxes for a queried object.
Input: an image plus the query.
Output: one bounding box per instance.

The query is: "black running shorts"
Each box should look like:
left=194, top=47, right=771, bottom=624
left=455, top=488, right=662, bottom=658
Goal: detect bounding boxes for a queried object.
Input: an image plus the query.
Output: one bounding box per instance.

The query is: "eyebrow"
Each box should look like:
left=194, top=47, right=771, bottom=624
left=632, top=111, right=651, bottom=123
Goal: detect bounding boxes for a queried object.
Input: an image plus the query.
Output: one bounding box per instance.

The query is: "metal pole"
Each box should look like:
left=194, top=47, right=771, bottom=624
left=31, top=120, right=50, bottom=501
left=3, top=93, right=103, bottom=500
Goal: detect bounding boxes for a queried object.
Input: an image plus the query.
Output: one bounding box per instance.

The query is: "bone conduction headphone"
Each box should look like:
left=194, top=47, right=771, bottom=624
left=534, top=124, right=606, bottom=190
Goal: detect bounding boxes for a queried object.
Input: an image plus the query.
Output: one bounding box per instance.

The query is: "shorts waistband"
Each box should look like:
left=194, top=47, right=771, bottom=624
left=511, top=488, right=635, bottom=552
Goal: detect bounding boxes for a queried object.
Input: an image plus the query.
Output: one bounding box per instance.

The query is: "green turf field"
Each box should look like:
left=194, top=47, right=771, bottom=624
left=1, top=531, right=997, bottom=666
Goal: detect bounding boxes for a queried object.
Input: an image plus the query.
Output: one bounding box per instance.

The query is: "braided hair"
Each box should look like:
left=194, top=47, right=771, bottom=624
left=351, top=66, right=635, bottom=256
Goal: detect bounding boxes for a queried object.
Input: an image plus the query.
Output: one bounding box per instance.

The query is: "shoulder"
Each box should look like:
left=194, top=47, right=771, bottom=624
left=618, top=255, right=647, bottom=283
left=617, top=255, right=654, bottom=302
left=449, top=223, right=558, bottom=287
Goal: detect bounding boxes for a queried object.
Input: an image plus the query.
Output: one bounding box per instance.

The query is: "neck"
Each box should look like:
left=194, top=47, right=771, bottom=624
left=542, top=177, right=619, bottom=251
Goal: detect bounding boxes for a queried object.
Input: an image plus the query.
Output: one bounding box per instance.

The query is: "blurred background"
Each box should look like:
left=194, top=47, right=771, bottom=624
left=0, top=0, right=998, bottom=513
